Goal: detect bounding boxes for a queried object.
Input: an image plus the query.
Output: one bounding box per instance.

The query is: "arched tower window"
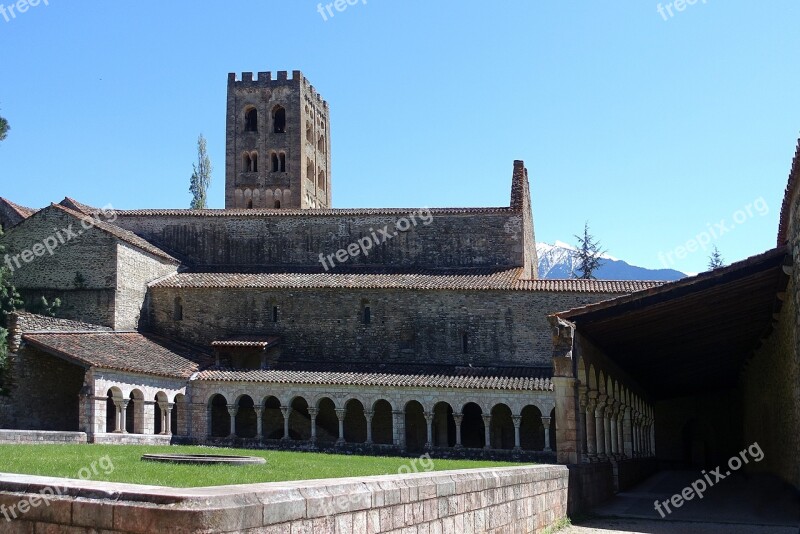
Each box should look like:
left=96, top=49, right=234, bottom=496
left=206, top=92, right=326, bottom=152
left=244, top=107, right=258, bottom=132
left=271, top=152, right=279, bottom=172
left=273, top=106, right=286, bottom=133
left=462, top=332, right=469, bottom=354
left=362, top=300, right=371, bottom=325
left=242, top=153, right=252, bottom=172
left=306, top=122, right=313, bottom=142
left=318, top=170, right=326, bottom=190
left=274, top=200, right=281, bottom=209
left=279, top=152, right=286, bottom=172
left=250, top=152, right=258, bottom=173
left=318, top=135, right=325, bottom=153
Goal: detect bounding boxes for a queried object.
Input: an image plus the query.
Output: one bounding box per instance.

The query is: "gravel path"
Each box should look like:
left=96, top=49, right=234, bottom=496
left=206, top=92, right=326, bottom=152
left=562, top=517, right=799, bottom=534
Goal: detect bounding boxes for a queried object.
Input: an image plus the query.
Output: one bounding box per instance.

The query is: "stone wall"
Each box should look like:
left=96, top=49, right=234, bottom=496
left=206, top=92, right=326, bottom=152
left=1, top=208, right=119, bottom=327
left=566, top=463, right=614, bottom=516
left=0, top=429, right=87, bottom=444
left=6, top=347, right=85, bottom=431
left=151, top=287, right=619, bottom=367
left=114, top=210, right=529, bottom=270
left=114, top=243, right=178, bottom=330
left=0, top=465, right=568, bottom=533
left=741, top=276, right=800, bottom=489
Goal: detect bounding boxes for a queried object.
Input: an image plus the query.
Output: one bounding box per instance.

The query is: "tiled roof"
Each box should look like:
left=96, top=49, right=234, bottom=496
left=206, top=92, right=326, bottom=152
left=196, top=366, right=553, bottom=391
left=115, top=207, right=513, bottom=217
left=151, top=268, right=664, bottom=293
left=778, top=138, right=800, bottom=246
left=49, top=204, right=180, bottom=264
left=22, top=332, right=213, bottom=379
left=59, top=197, right=98, bottom=215
left=212, top=336, right=281, bottom=349
left=0, top=197, right=37, bottom=219
left=554, top=246, right=789, bottom=320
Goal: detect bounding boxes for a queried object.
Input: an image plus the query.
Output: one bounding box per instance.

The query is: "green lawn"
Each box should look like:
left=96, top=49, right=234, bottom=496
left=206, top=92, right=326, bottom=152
left=0, top=444, right=526, bottom=488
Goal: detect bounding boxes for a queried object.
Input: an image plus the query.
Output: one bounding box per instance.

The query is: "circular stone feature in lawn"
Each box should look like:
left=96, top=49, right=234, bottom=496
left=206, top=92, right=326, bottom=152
left=141, top=453, right=266, bottom=466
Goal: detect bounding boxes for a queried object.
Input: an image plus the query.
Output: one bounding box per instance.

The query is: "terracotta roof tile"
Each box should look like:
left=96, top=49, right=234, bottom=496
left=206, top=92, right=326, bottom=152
left=196, top=366, right=553, bottom=391
left=0, top=197, right=37, bottom=219
left=211, top=336, right=281, bottom=349
left=778, top=138, right=800, bottom=246
left=23, top=332, right=213, bottom=379
left=151, top=268, right=663, bottom=293
left=115, top=207, right=512, bottom=217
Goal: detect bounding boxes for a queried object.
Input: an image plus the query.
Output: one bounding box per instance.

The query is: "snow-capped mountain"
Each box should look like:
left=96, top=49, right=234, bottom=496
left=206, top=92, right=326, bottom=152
left=536, top=241, right=686, bottom=281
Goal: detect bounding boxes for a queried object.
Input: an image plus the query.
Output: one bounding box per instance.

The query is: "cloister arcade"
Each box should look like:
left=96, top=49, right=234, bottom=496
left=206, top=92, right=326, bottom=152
left=200, top=388, right=557, bottom=453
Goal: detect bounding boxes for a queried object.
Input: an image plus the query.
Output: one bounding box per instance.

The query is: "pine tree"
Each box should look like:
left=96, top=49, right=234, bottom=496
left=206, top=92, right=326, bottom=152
left=708, top=246, right=725, bottom=270
left=0, top=111, right=9, bottom=142
left=189, top=134, right=212, bottom=209
left=573, top=221, right=606, bottom=280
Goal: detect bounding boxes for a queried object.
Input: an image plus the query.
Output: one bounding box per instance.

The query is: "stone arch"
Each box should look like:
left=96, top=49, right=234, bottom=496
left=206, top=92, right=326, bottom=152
left=242, top=152, right=253, bottom=172
left=520, top=405, right=544, bottom=451
left=154, top=392, right=168, bottom=435
left=461, top=402, right=485, bottom=449
left=317, top=134, right=325, bottom=153
left=576, top=356, right=587, bottom=386
left=209, top=393, right=230, bottom=438
left=236, top=395, right=257, bottom=438
left=588, top=364, right=597, bottom=391
left=289, top=396, right=311, bottom=441
left=318, top=169, right=326, bottom=190
left=126, top=389, right=144, bottom=434
left=316, top=397, right=338, bottom=444
left=106, top=388, right=123, bottom=433
left=404, top=400, right=426, bottom=452
left=371, top=399, right=393, bottom=445
left=598, top=371, right=606, bottom=394
left=491, top=403, right=515, bottom=450
left=171, top=393, right=185, bottom=436
left=432, top=401, right=455, bottom=448
left=261, top=396, right=283, bottom=440
left=344, top=399, right=367, bottom=444
left=271, top=152, right=279, bottom=172
left=235, top=189, right=244, bottom=208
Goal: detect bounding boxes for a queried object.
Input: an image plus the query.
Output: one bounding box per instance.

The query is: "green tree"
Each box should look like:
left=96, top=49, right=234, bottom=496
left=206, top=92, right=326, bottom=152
left=189, top=134, right=213, bottom=209
left=573, top=221, right=606, bottom=280
left=0, top=231, right=22, bottom=394
left=0, top=111, right=9, bottom=142
left=708, top=245, right=725, bottom=270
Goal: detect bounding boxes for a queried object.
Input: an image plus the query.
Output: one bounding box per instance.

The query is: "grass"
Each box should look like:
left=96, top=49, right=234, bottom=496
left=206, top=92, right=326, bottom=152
left=0, top=444, right=526, bottom=488
left=541, top=516, right=572, bottom=534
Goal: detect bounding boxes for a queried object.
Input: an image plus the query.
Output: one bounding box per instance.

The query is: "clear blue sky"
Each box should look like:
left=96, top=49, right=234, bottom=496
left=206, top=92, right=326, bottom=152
left=1, top=1, right=798, bottom=274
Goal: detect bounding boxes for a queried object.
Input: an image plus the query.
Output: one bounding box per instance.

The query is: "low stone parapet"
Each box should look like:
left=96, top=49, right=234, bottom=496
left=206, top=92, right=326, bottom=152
left=91, top=433, right=175, bottom=446
left=0, top=464, right=568, bottom=533
left=0, top=429, right=87, bottom=444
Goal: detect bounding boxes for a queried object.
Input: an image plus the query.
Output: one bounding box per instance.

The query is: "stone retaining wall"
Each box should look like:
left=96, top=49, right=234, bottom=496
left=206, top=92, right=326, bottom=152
left=0, top=465, right=568, bottom=533
left=0, top=429, right=87, bottom=444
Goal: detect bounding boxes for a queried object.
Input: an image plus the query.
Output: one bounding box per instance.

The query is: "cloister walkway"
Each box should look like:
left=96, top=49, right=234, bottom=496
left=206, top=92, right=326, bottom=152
left=569, top=470, right=800, bottom=533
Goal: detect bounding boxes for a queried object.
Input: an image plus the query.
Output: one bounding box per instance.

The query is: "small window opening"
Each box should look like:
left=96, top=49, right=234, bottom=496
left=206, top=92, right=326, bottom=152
left=173, top=298, right=183, bottom=321
left=273, top=106, right=286, bottom=133
left=462, top=332, right=469, bottom=354
left=363, top=306, right=371, bottom=325
left=272, top=306, right=279, bottom=323
left=279, top=153, right=286, bottom=172
left=271, top=152, right=279, bottom=172
left=244, top=108, right=258, bottom=132
left=274, top=200, right=281, bottom=209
